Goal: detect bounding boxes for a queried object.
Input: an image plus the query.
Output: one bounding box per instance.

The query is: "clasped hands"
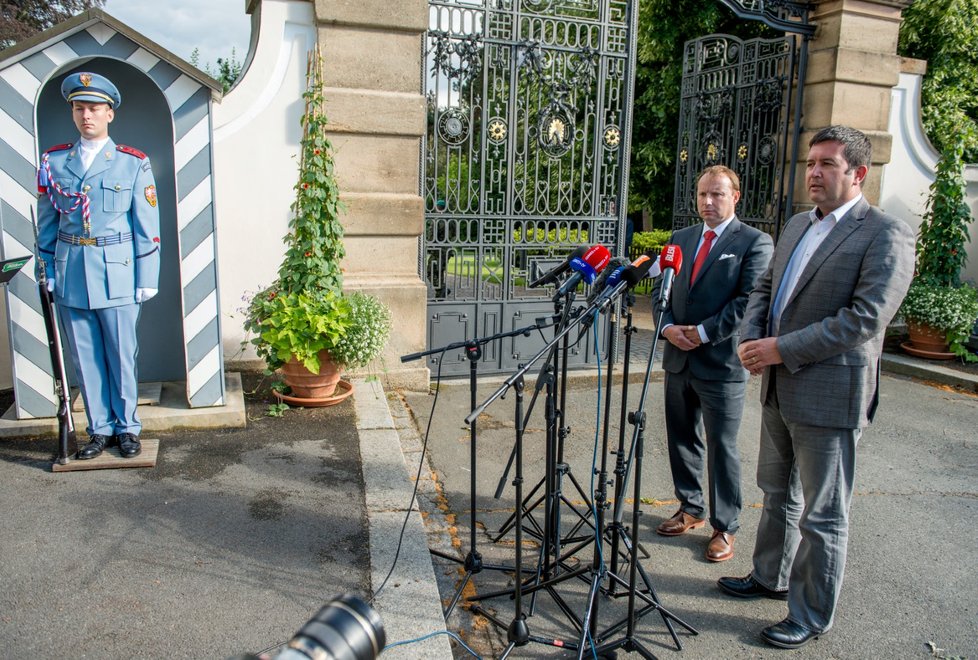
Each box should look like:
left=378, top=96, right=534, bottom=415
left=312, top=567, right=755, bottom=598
left=46, top=277, right=157, bottom=303
left=662, top=324, right=703, bottom=351
left=737, top=338, right=782, bottom=376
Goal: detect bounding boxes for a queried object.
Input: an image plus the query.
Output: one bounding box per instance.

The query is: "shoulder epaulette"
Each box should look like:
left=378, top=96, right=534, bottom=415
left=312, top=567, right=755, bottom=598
left=44, top=143, right=73, bottom=154
left=116, top=144, right=147, bottom=159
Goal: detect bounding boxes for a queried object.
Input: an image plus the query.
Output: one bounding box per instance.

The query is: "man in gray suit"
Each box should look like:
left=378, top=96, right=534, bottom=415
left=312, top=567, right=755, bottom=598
left=652, top=165, right=773, bottom=562
left=718, top=126, right=915, bottom=648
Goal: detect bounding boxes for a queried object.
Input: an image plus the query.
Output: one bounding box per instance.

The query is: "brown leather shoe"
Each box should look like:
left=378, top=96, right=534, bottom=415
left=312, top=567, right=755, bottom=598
left=706, top=530, right=734, bottom=562
left=656, top=510, right=706, bottom=536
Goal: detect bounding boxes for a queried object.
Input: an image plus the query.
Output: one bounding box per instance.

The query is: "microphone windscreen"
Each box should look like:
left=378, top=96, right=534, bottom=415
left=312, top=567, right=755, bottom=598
left=586, top=257, right=629, bottom=303
left=622, top=255, right=656, bottom=286
left=582, top=244, right=612, bottom=273
left=658, top=244, right=683, bottom=273
left=568, top=245, right=588, bottom=260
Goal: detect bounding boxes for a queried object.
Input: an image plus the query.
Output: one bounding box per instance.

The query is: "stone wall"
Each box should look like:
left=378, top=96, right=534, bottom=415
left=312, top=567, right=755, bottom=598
left=313, top=0, right=429, bottom=389
left=793, top=0, right=911, bottom=211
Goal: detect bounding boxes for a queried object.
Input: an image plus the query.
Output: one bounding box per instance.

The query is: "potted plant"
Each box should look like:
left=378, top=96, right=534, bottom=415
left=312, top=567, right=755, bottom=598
left=900, top=140, right=978, bottom=362
left=243, top=46, right=391, bottom=401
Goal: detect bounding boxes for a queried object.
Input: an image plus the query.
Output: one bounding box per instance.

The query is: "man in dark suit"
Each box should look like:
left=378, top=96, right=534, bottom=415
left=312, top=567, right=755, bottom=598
left=652, top=165, right=773, bottom=562
left=718, top=126, right=915, bottom=648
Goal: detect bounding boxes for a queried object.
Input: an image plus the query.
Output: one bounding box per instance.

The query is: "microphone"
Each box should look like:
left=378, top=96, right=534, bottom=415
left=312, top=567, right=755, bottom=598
left=657, top=244, right=683, bottom=304
left=586, top=256, right=630, bottom=305
left=553, top=244, right=612, bottom=299
left=528, top=245, right=588, bottom=288
left=588, top=254, right=662, bottom=314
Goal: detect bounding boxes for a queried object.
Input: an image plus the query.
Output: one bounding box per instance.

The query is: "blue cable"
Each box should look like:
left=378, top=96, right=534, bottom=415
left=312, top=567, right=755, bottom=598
left=385, top=629, right=482, bottom=658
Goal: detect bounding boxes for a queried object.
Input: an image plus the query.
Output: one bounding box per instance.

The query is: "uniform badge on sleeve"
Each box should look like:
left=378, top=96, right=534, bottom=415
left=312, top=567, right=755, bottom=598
left=144, top=185, right=157, bottom=207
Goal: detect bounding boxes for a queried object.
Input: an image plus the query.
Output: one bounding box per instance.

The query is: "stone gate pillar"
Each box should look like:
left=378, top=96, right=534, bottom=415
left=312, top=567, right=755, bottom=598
left=312, top=0, right=429, bottom=389
left=796, top=0, right=912, bottom=210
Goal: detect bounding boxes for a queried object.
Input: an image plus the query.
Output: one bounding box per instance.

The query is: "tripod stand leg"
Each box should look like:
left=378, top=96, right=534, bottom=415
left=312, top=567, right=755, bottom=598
left=443, top=569, right=473, bottom=618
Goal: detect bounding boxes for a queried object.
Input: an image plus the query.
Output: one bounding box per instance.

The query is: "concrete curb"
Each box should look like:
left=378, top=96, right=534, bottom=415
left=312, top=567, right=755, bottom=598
left=881, top=352, right=978, bottom=392
left=352, top=378, right=453, bottom=659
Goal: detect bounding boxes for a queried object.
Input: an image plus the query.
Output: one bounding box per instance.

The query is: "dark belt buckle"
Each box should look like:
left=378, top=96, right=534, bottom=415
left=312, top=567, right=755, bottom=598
left=78, top=237, right=97, bottom=246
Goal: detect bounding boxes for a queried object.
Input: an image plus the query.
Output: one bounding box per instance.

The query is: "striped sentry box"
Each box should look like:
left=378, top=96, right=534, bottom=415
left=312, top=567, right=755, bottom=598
left=0, top=12, right=225, bottom=418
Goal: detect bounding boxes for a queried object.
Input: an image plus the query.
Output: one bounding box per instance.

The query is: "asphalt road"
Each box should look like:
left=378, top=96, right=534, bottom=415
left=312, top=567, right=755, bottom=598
left=0, top=375, right=369, bottom=660
left=400, top=365, right=978, bottom=659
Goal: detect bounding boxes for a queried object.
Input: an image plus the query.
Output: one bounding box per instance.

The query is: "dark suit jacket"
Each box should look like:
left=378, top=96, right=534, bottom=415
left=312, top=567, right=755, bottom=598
left=740, top=197, right=915, bottom=429
left=653, top=218, right=773, bottom=381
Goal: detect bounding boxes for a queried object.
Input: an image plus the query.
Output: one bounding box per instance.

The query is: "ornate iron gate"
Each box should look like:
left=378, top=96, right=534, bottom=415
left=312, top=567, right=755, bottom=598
left=422, top=0, right=637, bottom=375
left=674, top=1, right=814, bottom=238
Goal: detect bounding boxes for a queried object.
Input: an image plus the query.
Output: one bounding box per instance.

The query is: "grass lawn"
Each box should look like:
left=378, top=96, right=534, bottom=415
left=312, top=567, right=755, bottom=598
left=446, top=254, right=527, bottom=286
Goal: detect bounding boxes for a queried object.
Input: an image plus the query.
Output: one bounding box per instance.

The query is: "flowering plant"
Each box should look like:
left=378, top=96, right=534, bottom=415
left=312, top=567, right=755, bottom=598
left=328, top=292, right=392, bottom=369
left=243, top=46, right=390, bottom=375
left=900, top=281, right=978, bottom=360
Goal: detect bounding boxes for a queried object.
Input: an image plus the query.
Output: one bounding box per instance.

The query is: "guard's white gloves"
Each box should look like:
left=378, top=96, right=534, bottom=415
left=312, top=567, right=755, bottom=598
left=46, top=278, right=55, bottom=293
left=135, top=287, right=158, bottom=303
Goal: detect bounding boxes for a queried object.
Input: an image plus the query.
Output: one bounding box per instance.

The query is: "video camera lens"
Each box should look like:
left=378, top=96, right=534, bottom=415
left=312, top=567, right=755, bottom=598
left=278, top=594, right=385, bottom=660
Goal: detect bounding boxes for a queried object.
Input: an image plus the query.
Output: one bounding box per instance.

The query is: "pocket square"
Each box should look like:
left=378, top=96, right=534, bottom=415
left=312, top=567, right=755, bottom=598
left=718, top=253, right=736, bottom=260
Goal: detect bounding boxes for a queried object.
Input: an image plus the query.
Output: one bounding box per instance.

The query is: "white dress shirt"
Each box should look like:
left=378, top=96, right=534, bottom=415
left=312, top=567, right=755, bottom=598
left=665, top=216, right=735, bottom=344
left=770, top=194, right=864, bottom=333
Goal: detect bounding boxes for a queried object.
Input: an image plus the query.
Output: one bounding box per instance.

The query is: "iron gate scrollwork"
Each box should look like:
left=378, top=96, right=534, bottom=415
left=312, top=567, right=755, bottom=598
left=674, top=1, right=813, bottom=238
left=423, top=0, right=637, bottom=375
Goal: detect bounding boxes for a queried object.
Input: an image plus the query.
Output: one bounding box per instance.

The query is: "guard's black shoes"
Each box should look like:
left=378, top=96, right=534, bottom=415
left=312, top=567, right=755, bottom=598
left=761, top=619, right=820, bottom=649
left=116, top=433, right=141, bottom=458
left=717, top=574, right=789, bottom=600
left=77, top=434, right=111, bottom=460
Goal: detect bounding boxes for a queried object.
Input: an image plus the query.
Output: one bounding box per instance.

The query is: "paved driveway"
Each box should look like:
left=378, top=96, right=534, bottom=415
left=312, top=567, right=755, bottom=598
left=0, top=376, right=369, bottom=659
left=400, top=366, right=978, bottom=658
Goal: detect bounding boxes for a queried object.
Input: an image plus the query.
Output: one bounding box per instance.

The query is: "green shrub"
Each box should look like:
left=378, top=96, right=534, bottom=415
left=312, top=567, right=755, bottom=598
left=630, top=229, right=672, bottom=255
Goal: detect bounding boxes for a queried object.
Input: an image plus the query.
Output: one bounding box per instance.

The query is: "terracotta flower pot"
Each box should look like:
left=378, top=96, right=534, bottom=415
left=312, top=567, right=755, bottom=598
left=905, top=320, right=953, bottom=358
left=280, top=350, right=343, bottom=398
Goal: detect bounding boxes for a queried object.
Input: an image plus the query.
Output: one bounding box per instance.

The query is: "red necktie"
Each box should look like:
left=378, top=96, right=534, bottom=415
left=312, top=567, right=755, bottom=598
left=690, top=230, right=716, bottom=284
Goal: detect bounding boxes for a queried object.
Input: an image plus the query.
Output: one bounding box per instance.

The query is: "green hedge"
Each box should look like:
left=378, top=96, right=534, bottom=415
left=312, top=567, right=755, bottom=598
left=513, top=227, right=590, bottom=243
left=630, top=229, right=671, bottom=255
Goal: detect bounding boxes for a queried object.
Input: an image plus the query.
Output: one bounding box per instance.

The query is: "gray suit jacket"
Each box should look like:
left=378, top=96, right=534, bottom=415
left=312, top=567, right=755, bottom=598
left=740, top=197, right=915, bottom=429
left=653, top=218, right=773, bottom=381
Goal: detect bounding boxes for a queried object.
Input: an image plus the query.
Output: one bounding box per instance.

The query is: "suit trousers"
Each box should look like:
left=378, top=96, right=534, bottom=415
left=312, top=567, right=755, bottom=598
left=60, top=304, right=142, bottom=437
left=751, top=379, right=860, bottom=634
left=663, top=369, right=745, bottom=533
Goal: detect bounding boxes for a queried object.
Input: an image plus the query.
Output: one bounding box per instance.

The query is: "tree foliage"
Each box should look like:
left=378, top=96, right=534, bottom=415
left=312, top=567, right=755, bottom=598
left=0, top=0, right=105, bottom=50
left=190, top=47, right=242, bottom=94
left=898, top=0, right=978, bottom=163
left=629, top=0, right=773, bottom=228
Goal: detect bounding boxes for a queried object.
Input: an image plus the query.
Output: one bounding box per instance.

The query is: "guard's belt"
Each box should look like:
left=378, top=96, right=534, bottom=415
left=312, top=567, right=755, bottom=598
left=58, top=231, right=133, bottom=247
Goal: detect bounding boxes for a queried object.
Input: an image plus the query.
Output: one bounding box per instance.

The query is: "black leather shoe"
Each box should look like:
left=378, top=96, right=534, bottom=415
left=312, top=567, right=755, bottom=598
left=717, top=574, right=788, bottom=600
left=116, top=433, right=141, bottom=458
left=761, top=619, right=819, bottom=649
left=77, top=434, right=111, bottom=460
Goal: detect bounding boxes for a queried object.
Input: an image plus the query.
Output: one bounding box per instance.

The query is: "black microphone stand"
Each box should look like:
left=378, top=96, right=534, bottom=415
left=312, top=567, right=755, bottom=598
left=573, top=292, right=622, bottom=657
left=590, top=296, right=699, bottom=658
left=605, top=290, right=651, bottom=596
left=400, top=320, right=555, bottom=618
left=492, top=291, right=595, bottom=555
left=574, top=282, right=659, bottom=658
left=469, top=375, right=581, bottom=656
left=465, top=289, right=617, bottom=634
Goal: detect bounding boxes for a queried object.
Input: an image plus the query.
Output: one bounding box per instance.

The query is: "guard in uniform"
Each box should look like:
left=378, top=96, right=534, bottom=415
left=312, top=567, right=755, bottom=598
left=36, top=72, right=161, bottom=459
